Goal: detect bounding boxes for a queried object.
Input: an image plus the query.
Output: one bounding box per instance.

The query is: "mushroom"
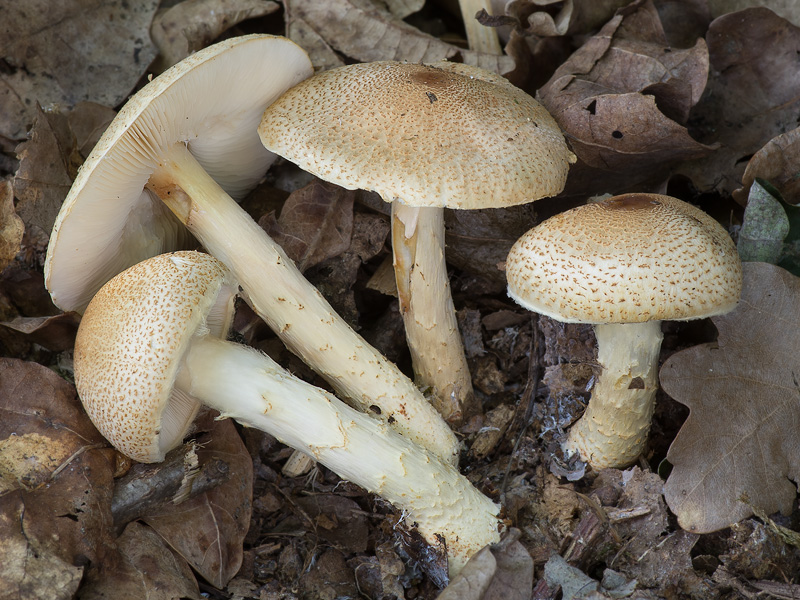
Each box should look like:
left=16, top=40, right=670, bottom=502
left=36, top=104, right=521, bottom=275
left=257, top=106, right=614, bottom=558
left=44, top=36, right=459, bottom=464
left=74, top=251, right=501, bottom=576
left=259, top=60, right=574, bottom=424
left=505, top=194, right=743, bottom=469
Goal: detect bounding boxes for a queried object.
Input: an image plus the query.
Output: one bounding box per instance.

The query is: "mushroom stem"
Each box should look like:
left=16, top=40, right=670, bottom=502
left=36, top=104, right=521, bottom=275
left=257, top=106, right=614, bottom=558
left=147, top=142, right=460, bottom=464
left=457, top=0, right=502, bottom=55
left=177, top=335, right=501, bottom=575
left=392, top=203, right=476, bottom=424
left=562, top=321, right=663, bottom=469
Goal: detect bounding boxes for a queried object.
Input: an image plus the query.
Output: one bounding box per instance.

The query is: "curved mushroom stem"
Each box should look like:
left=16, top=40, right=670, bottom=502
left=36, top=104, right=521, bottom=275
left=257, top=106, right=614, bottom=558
left=562, top=321, right=663, bottom=469
left=177, top=335, right=501, bottom=576
left=147, top=142, right=460, bottom=464
left=392, top=203, right=477, bottom=425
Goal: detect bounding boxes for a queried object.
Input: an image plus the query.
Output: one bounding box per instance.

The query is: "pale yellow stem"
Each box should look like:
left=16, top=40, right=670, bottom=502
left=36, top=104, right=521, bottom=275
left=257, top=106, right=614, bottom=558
left=392, top=203, right=476, bottom=424
left=147, top=143, right=460, bottom=464
left=459, top=0, right=502, bottom=55
left=180, top=336, right=501, bottom=576
left=562, top=321, right=663, bottom=469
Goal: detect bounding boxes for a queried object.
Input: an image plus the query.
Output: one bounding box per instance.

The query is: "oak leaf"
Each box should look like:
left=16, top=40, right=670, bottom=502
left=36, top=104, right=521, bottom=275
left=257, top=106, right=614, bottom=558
left=660, top=262, right=800, bottom=533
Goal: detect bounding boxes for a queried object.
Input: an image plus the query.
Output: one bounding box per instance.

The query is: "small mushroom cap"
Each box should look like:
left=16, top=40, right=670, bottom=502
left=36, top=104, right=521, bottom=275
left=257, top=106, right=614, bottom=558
left=506, top=193, right=743, bottom=324
left=259, top=61, right=575, bottom=210
left=74, top=251, right=236, bottom=463
left=45, top=35, right=313, bottom=314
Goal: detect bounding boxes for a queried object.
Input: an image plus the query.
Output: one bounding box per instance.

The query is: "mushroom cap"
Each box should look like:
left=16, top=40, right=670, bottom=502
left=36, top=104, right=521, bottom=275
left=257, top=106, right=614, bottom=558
left=74, top=251, right=236, bottom=463
left=506, top=193, right=743, bottom=324
left=45, top=35, right=313, bottom=314
left=258, top=60, right=575, bottom=210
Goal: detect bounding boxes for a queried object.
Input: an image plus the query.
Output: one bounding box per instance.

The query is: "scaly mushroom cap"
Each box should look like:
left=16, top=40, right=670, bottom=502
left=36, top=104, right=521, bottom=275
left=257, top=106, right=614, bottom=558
left=506, top=193, right=743, bottom=324
left=74, top=252, right=236, bottom=462
left=45, top=35, right=313, bottom=314
left=259, top=61, right=575, bottom=210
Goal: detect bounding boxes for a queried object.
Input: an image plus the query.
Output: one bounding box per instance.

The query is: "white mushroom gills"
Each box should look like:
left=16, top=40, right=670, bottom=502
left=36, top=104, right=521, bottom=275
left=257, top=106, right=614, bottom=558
left=74, top=252, right=501, bottom=576
left=505, top=194, right=743, bottom=469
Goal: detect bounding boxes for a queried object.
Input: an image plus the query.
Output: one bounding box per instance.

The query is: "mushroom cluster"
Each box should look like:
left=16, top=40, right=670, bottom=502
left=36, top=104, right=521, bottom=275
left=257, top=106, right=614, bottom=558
left=45, top=35, right=458, bottom=464
left=74, top=251, right=502, bottom=576
left=505, top=193, right=743, bottom=469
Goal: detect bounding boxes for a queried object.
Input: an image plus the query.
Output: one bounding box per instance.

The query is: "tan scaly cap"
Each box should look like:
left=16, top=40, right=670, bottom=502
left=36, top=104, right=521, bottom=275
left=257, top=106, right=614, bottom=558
left=74, top=252, right=236, bottom=462
left=506, top=193, right=743, bottom=324
left=259, top=60, right=575, bottom=209
left=45, top=35, right=313, bottom=314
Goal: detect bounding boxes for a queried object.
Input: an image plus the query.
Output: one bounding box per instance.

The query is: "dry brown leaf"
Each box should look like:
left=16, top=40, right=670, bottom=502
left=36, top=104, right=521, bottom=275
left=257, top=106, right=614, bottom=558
left=150, top=0, right=280, bottom=73
left=0, top=313, right=81, bottom=353
left=0, top=0, right=159, bottom=141
left=445, top=203, right=538, bottom=284
left=67, top=102, right=117, bottom=159
left=286, top=16, right=347, bottom=72
left=0, top=180, right=23, bottom=272
left=79, top=522, right=201, bottom=600
left=143, top=416, right=253, bottom=589
left=677, top=8, right=800, bottom=196
left=0, top=358, right=116, bottom=596
left=260, top=180, right=355, bottom=272
left=733, top=126, right=800, bottom=206
left=660, top=262, right=800, bottom=534
left=707, top=0, right=800, bottom=23
left=538, top=0, right=712, bottom=175
left=505, top=0, right=630, bottom=37
left=294, top=494, right=370, bottom=553
left=285, top=0, right=515, bottom=73
left=13, top=106, right=81, bottom=239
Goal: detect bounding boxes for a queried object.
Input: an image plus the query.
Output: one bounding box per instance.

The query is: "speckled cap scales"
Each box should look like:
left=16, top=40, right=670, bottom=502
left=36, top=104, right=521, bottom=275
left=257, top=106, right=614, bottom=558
left=259, top=61, right=575, bottom=209
left=506, top=194, right=743, bottom=324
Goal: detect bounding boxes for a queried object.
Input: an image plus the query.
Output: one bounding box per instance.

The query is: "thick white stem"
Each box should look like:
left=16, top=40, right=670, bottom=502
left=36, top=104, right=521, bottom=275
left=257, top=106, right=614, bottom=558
left=148, top=143, right=459, bottom=464
left=178, top=336, right=501, bottom=576
left=392, top=204, right=476, bottom=424
left=562, top=321, right=663, bottom=469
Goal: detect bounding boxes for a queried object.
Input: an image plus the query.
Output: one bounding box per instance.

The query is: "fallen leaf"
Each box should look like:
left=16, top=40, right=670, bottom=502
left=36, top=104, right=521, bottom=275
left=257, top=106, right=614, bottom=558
left=438, top=529, right=533, bottom=600
left=707, top=0, right=800, bottom=23
left=150, top=0, right=280, bottom=73
left=677, top=8, right=800, bottom=195
left=285, top=0, right=515, bottom=73
left=733, top=126, right=800, bottom=206
left=67, top=102, right=117, bottom=159
left=505, top=0, right=631, bottom=38
left=13, top=106, right=82, bottom=239
left=143, top=416, right=253, bottom=589
left=0, top=313, right=81, bottom=353
left=294, top=494, right=370, bottom=553
left=660, top=262, right=800, bottom=533
left=0, top=180, right=23, bottom=272
left=79, top=521, right=201, bottom=600
left=0, top=358, right=116, bottom=596
left=0, top=0, right=159, bottom=140
left=260, top=180, right=355, bottom=272
left=538, top=0, right=712, bottom=174
left=737, top=180, right=791, bottom=264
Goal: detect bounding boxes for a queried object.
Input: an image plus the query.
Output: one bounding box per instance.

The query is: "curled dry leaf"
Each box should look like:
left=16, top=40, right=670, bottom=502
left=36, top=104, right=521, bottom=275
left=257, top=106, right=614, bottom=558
left=13, top=106, right=81, bottom=239
left=79, top=522, right=201, bottom=600
left=142, top=415, right=254, bottom=589
left=733, top=126, right=800, bottom=206
left=0, top=180, right=23, bottom=272
left=284, top=0, right=514, bottom=73
left=150, top=0, right=280, bottom=73
left=707, top=0, right=800, bottom=22
left=661, top=262, right=800, bottom=534
left=0, top=358, right=116, bottom=598
left=0, top=0, right=158, bottom=140
left=678, top=7, right=800, bottom=196
left=505, top=0, right=631, bottom=38
left=538, top=0, right=712, bottom=176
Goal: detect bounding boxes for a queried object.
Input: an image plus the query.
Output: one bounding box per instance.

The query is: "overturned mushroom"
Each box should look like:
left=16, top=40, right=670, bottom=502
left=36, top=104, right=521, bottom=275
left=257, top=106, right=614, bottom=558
left=259, top=60, right=574, bottom=424
left=74, top=251, right=501, bottom=575
left=44, top=35, right=458, bottom=464
left=505, top=194, right=742, bottom=469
